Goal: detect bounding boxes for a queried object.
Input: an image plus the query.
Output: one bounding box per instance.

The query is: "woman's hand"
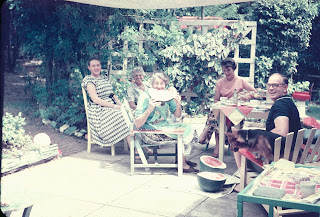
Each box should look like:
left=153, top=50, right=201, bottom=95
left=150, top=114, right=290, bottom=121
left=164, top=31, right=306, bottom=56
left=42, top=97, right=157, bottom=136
left=173, top=92, right=181, bottom=104
left=114, top=104, right=121, bottom=109
left=148, top=98, right=161, bottom=112
left=168, top=87, right=181, bottom=104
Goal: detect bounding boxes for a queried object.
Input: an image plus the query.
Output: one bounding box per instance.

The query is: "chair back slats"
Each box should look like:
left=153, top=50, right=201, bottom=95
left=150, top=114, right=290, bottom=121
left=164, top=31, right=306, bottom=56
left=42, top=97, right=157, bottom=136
left=283, top=132, right=294, bottom=160
left=121, top=99, right=135, bottom=131
left=274, top=137, right=282, bottom=162
left=291, top=129, right=305, bottom=163
left=307, top=135, right=320, bottom=163
left=81, top=86, right=88, bottom=114
left=299, top=128, right=317, bottom=163
left=316, top=148, right=320, bottom=162
left=82, top=86, right=92, bottom=152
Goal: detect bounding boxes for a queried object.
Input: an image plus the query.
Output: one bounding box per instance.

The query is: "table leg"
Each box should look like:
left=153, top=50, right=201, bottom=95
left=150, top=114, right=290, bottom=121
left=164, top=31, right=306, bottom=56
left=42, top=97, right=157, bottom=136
left=177, top=134, right=183, bottom=176
left=268, top=205, right=274, bottom=217
left=3, top=211, right=12, bottom=217
left=135, top=138, right=149, bottom=166
left=22, top=205, right=33, bottom=217
left=237, top=201, right=244, bottom=217
left=219, top=111, right=226, bottom=161
left=240, top=154, right=247, bottom=190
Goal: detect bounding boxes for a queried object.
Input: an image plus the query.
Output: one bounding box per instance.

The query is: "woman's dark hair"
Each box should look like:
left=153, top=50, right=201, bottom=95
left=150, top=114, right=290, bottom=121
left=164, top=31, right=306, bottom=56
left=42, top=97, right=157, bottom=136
left=221, top=58, right=237, bottom=70
left=88, top=57, right=101, bottom=66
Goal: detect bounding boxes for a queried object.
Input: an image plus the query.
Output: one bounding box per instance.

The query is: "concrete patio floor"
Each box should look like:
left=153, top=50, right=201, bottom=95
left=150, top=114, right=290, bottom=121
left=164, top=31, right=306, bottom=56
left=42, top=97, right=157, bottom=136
left=1, top=141, right=270, bottom=217
left=1, top=122, right=318, bottom=217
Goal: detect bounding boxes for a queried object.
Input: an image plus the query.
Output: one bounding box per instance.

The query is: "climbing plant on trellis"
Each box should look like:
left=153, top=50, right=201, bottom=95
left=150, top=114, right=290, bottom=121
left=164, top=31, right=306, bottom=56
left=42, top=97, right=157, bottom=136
left=109, top=18, right=257, bottom=113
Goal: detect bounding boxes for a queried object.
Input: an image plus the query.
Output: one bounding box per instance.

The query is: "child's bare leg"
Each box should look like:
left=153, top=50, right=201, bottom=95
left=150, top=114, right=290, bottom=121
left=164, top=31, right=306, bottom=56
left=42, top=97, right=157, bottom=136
left=234, top=151, right=241, bottom=169
left=213, top=132, right=219, bottom=157
left=199, top=127, right=209, bottom=144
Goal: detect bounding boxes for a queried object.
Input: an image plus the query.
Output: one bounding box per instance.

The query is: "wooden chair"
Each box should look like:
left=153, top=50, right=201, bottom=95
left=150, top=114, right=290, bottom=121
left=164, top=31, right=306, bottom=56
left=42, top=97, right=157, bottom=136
left=306, top=83, right=314, bottom=111
left=81, top=86, right=128, bottom=156
left=121, top=99, right=184, bottom=176
left=239, top=128, right=320, bottom=217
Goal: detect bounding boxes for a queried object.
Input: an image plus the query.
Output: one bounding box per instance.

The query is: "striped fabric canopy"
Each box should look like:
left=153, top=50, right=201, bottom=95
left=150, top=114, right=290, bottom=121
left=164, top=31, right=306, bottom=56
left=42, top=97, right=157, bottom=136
left=65, top=0, right=256, bottom=9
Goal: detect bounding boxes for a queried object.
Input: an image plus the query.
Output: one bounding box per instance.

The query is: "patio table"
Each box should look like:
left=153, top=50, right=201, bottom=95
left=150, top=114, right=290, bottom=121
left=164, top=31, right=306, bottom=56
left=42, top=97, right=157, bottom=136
left=237, top=163, right=320, bottom=217
left=210, top=101, right=271, bottom=161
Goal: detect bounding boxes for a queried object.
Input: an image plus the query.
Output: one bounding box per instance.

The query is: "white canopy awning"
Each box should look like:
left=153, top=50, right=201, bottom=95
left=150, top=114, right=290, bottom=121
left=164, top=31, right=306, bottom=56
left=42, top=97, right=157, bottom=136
left=65, top=0, right=256, bottom=9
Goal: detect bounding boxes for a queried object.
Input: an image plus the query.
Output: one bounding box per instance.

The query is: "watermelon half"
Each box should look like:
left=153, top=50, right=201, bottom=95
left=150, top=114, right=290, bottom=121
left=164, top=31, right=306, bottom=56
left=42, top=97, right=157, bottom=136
left=197, top=172, right=227, bottom=192
left=199, top=155, right=227, bottom=173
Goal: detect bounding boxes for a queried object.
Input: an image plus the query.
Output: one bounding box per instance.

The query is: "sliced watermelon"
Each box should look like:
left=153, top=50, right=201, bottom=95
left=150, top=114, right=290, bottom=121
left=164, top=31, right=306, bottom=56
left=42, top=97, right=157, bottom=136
left=199, top=155, right=227, bottom=173
left=197, top=172, right=227, bottom=192
left=148, top=88, right=176, bottom=102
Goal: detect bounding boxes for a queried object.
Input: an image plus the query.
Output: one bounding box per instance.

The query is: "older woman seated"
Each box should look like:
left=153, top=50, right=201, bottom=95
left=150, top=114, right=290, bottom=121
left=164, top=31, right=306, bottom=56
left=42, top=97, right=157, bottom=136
left=127, top=66, right=150, bottom=110
left=134, top=72, right=199, bottom=173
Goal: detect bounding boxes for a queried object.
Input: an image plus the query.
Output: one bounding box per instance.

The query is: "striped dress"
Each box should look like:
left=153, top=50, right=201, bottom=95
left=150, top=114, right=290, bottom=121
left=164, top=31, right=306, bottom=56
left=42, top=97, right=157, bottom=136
left=82, top=75, right=129, bottom=147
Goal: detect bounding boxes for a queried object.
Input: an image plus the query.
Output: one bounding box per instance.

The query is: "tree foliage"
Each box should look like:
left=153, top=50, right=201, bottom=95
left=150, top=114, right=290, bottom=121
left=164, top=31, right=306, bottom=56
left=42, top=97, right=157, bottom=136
left=160, top=22, right=248, bottom=105
left=297, top=3, right=320, bottom=98
left=6, top=0, right=138, bottom=127
left=120, top=20, right=249, bottom=111
left=247, top=0, right=318, bottom=78
left=3, top=0, right=320, bottom=126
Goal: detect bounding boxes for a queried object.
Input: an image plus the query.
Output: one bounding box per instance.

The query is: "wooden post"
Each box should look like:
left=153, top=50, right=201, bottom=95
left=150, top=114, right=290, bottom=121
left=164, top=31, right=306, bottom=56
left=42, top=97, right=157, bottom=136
left=201, top=6, right=204, bottom=20
left=123, top=40, right=128, bottom=75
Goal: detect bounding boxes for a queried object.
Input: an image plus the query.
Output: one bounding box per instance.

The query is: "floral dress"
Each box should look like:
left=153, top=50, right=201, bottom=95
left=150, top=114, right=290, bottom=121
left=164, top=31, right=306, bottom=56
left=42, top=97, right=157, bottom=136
left=82, top=75, right=129, bottom=147
left=135, top=91, right=198, bottom=155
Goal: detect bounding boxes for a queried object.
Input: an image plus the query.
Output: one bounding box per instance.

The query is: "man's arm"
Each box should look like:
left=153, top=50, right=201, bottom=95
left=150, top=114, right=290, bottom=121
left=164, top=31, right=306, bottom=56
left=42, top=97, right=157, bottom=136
left=271, top=116, right=289, bottom=137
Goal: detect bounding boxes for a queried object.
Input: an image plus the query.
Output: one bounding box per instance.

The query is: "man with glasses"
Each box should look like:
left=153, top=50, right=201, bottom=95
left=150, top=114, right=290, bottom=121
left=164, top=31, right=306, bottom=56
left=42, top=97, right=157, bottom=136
left=233, top=73, right=301, bottom=192
left=266, top=73, right=301, bottom=136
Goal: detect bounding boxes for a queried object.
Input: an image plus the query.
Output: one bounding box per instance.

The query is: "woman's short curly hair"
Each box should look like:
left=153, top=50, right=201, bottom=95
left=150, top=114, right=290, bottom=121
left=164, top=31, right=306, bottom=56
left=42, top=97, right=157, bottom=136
left=221, top=57, right=237, bottom=70
left=150, top=72, right=170, bottom=86
left=131, top=66, right=145, bottom=77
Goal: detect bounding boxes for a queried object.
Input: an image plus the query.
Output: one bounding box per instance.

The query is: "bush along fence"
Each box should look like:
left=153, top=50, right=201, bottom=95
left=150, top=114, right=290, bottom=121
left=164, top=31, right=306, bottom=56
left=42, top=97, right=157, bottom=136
left=41, top=118, right=87, bottom=138
left=2, top=112, right=61, bottom=175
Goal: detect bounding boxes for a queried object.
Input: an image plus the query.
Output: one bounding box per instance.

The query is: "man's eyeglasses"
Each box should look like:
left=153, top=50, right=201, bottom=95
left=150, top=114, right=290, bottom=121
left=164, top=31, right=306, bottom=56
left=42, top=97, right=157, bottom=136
left=266, top=83, right=286, bottom=89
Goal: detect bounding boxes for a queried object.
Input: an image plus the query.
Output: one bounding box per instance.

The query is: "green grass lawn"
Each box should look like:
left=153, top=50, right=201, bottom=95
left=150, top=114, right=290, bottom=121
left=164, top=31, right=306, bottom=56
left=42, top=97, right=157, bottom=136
left=306, top=104, right=320, bottom=120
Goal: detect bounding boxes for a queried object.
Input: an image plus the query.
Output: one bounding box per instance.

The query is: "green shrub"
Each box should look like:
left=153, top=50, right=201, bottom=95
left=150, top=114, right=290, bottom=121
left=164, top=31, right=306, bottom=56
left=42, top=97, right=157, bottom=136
left=2, top=112, right=34, bottom=151
left=288, top=80, right=310, bottom=95
left=254, top=56, right=273, bottom=88
left=27, top=76, right=86, bottom=128
left=110, top=74, right=131, bottom=102
left=182, top=98, right=203, bottom=116
left=159, top=21, right=248, bottom=113
left=248, top=0, right=318, bottom=80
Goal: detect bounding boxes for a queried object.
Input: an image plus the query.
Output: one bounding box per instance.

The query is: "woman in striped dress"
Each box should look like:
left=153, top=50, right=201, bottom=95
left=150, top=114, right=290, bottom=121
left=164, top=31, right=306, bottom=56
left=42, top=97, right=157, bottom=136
left=82, top=58, right=130, bottom=147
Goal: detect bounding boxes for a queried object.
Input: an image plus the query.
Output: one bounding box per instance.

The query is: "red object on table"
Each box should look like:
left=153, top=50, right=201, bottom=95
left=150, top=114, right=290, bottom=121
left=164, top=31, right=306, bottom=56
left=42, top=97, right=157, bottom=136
left=238, top=148, right=264, bottom=168
left=292, top=91, right=311, bottom=101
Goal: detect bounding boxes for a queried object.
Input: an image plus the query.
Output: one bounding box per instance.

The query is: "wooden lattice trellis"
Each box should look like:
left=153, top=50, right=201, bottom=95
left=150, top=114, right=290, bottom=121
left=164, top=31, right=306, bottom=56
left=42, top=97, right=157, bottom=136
left=109, top=19, right=257, bottom=101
